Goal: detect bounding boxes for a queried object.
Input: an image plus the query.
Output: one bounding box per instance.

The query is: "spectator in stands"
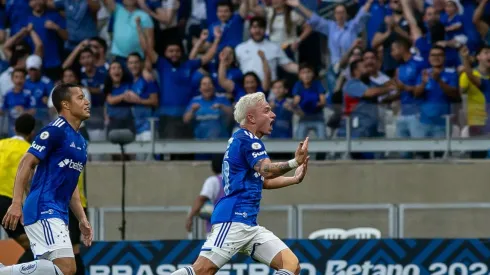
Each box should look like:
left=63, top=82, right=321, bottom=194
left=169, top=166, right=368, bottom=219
left=371, top=0, right=410, bottom=77
left=102, top=0, right=154, bottom=61
left=218, top=49, right=271, bottom=101
left=27, top=0, right=68, bottom=81
left=258, top=0, right=311, bottom=55
left=292, top=63, right=326, bottom=139
left=287, top=0, right=373, bottom=95
left=437, top=0, right=466, bottom=68
left=103, top=61, right=136, bottom=134
left=235, top=16, right=298, bottom=83
left=63, top=42, right=107, bottom=142
left=0, top=25, right=42, bottom=102
left=339, top=60, right=395, bottom=141
left=391, top=39, right=425, bottom=139
left=413, top=46, right=459, bottom=138
left=1, top=69, right=33, bottom=137
left=363, top=0, right=391, bottom=49
left=50, top=0, right=100, bottom=54
left=137, top=0, right=181, bottom=55
left=206, top=0, right=251, bottom=52
left=199, top=46, right=243, bottom=95
left=473, top=0, right=490, bottom=45
left=269, top=80, right=299, bottom=138
left=89, top=37, right=110, bottom=73
left=126, top=52, right=158, bottom=158
left=183, top=76, right=233, bottom=139
left=24, top=54, right=53, bottom=129
left=459, top=46, right=490, bottom=147
left=138, top=18, right=221, bottom=139
left=5, top=0, right=32, bottom=36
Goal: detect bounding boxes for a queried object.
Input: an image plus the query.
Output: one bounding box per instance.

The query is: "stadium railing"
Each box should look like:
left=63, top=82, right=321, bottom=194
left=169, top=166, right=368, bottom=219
left=5, top=203, right=486, bottom=240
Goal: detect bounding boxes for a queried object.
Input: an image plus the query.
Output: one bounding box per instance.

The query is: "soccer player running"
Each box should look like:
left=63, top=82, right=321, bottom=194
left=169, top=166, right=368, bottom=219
left=0, top=114, right=36, bottom=264
left=173, top=92, right=309, bottom=275
left=0, top=83, right=93, bottom=275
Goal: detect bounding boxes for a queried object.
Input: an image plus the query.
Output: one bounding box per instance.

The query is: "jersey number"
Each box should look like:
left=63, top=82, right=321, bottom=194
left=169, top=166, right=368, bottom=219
left=222, top=160, right=230, bottom=195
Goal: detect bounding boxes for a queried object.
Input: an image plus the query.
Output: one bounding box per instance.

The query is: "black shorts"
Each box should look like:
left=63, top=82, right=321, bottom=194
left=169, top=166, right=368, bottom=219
left=68, top=208, right=88, bottom=246
left=0, top=195, right=26, bottom=239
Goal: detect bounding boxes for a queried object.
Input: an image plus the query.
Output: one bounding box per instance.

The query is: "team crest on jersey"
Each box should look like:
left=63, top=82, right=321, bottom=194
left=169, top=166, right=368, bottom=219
left=251, top=142, right=262, bottom=150
left=40, top=131, right=49, bottom=140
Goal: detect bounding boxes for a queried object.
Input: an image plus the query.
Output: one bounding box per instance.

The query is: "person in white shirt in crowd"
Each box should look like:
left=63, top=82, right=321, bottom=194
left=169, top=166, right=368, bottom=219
left=235, top=16, right=298, bottom=84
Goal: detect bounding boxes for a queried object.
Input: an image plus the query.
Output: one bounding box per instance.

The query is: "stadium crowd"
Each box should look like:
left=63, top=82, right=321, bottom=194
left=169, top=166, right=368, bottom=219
left=0, top=0, right=490, bottom=159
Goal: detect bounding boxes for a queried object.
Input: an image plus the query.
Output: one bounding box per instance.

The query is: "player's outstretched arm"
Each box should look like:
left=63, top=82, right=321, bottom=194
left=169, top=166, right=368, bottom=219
left=70, top=187, right=93, bottom=246
left=2, top=153, right=39, bottom=230
left=253, top=137, right=309, bottom=179
left=263, top=157, right=309, bottom=189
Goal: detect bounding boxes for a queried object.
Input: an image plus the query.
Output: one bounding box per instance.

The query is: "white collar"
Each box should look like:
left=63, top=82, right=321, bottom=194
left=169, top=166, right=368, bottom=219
left=11, top=135, right=26, bottom=141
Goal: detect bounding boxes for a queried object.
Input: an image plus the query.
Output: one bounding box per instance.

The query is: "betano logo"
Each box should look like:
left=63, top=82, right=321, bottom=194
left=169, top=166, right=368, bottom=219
left=58, top=158, right=84, bottom=172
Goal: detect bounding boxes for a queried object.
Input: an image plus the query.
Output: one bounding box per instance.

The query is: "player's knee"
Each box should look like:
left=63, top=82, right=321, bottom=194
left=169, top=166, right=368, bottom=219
left=273, top=249, right=299, bottom=274
left=192, top=256, right=219, bottom=275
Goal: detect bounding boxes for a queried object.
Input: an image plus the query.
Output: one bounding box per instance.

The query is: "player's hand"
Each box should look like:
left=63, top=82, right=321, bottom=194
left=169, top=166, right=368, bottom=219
left=199, top=29, right=209, bottom=41
left=257, top=50, right=266, bottom=60
left=294, top=137, right=309, bottom=165
left=2, top=203, right=23, bottom=231
left=135, top=16, right=141, bottom=26
left=460, top=46, right=470, bottom=58
left=185, top=216, right=193, bottom=232
left=80, top=220, right=93, bottom=247
left=293, top=156, right=309, bottom=184
left=286, top=0, right=300, bottom=7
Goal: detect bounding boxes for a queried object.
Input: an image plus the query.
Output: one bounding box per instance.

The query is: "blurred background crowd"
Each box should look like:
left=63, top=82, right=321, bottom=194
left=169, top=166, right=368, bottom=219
left=1, top=0, right=490, bottom=160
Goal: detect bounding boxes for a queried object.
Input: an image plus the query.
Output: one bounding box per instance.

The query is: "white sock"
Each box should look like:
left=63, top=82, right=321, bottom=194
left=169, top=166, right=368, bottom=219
left=171, top=266, right=195, bottom=275
left=275, top=268, right=295, bottom=275
left=0, top=260, right=64, bottom=275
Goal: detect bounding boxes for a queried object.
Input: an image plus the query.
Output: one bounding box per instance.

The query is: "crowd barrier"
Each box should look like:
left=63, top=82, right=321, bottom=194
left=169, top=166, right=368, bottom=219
left=81, top=239, right=490, bottom=275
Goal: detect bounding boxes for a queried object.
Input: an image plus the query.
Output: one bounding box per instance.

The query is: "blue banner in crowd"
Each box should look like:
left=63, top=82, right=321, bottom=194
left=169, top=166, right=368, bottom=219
left=81, top=239, right=490, bottom=275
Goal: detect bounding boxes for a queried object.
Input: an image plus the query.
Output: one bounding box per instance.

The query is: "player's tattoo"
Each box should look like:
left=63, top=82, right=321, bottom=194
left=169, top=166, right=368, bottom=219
left=255, top=159, right=293, bottom=178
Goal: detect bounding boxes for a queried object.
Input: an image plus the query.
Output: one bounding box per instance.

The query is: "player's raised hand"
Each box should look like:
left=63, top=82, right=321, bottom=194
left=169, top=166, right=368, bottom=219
left=294, top=156, right=309, bottom=184
left=294, top=137, right=309, bottom=165
left=2, top=203, right=22, bottom=231
left=80, top=220, right=93, bottom=247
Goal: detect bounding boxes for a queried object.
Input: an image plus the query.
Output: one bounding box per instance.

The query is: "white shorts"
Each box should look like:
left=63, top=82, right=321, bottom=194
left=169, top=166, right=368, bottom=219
left=199, top=222, right=288, bottom=268
left=25, top=218, right=74, bottom=260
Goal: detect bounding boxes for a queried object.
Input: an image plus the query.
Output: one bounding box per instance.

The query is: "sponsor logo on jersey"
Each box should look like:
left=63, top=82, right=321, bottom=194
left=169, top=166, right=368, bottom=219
left=252, top=151, right=267, bottom=158
left=58, top=158, right=84, bottom=172
left=234, top=211, right=248, bottom=218
left=19, top=262, right=37, bottom=274
left=41, top=209, right=54, bottom=215
left=251, top=142, right=262, bottom=150
left=40, top=131, right=49, bottom=140
left=31, top=141, right=46, bottom=152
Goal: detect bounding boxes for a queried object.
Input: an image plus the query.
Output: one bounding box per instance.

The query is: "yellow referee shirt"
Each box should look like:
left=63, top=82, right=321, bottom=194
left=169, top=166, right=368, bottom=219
left=0, top=136, right=30, bottom=198
left=460, top=69, right=489, bottom=126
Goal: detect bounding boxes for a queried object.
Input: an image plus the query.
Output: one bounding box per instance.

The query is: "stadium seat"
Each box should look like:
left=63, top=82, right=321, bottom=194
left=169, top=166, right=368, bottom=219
left=308, top=228, right=347, bottom=240
left=345, top=227, right=381, bottom=239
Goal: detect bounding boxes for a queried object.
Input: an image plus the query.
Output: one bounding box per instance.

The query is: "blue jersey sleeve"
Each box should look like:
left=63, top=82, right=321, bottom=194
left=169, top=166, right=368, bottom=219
left=186, top=59, right=202, bottom=72
left=147, top=80, right=159, bottom=94
left=292, top=81, right=302, bottom=96
left=343, top=79, right=368, bottom=98
left=446, top=71, right=458, bottom=88
left=27, top=126, right=64, bottom=161
left=480, top=78, right=490, bottom=92
left=239, top=135, right=269, bottom=169
left=314, top=80, right=326, bottom=94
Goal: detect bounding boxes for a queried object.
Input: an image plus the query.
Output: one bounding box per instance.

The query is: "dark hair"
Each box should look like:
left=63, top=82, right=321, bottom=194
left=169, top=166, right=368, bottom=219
left=216, top=0, right=233, bottom=12
left=10, top=47, right=29, bottom=67
left=349, top=60, right=362, bottom=76
left=249, top=16, right=267, bottom=29
left=90, top=37, right=108, bottom=53
left=242, top=72, right=262, bottom=88
left=430, top=45, right=445, bottom=53
left=14, top=113, right=35, bottom=136
left=11, top=68, right=27, bottom=78
left=211, top=154, right=224, bottom=174
left=62, top=68, right=81, bottom=84
left=299, top=63, right=315, bottom=73
left=127, top=52, right=143, bottom=61
left=476, top=45, right=490, bottom=55
left=363, top=49, right=377, bottom=59
left=51, top=83, right=81, bottom=113
left=103, top=61, right=132, bottom=98
left=393, top=38, right=412, bottom=51
left=272, top=79, right=287, bottom=89
left=164, top=40, right=185, bottom=54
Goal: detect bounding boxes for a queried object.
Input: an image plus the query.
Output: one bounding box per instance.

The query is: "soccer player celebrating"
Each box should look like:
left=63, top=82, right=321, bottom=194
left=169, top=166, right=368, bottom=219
left=173, top=92, right=309, bottom=275
left=0, top=114, right=36, bottom=264
left=1, top=83, right=93, bottom=275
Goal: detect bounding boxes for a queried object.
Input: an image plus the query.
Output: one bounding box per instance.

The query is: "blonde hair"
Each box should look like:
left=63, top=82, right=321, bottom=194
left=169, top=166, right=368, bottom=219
left=234, top=92, right=266, bottom=126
